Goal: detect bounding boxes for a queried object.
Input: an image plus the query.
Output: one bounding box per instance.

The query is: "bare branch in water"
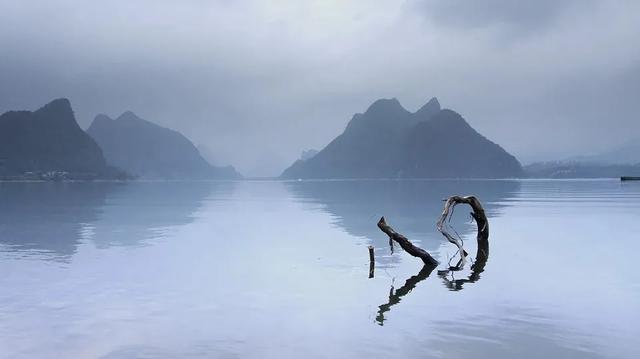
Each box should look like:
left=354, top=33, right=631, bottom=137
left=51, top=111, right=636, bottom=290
left=377, top=217, right=438, bottom=266
left=436, top=195, right=489, bottom=274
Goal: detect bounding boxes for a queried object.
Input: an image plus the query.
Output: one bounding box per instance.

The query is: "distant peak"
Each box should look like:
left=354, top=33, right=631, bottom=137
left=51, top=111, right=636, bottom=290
left=36, top=98, right=72, bottom=114
left=112, top=111, right=167, bottom=131
left=116, top=111, right=142, bottom=122
left=430, top=109, right=471, bottom=128
left=423, top=97, right=440, bottom=110
left=33, top=98, right=78, bottom=128
left=415, top=97, right=441, bottom=118
left=87, top=114, right=114, bottom=132
left=364, top=98, right=407, bottom=116
left=94, top=114, right=113, bottom=122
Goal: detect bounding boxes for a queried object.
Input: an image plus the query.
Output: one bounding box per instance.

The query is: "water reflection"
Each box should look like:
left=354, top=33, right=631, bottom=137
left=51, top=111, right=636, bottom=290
left=376, top=211, right=493, bottom=325
left=438, top=250, right=489, bottom=291
left=376, top=264, right=436, bottom=326
left=0, top=180, right=639, bottom=357
left=285, top=179, right=519, bottom=262
left=90, top=182, right=229, bottom=248
left=438, top=217, right=491, bottom=291
left=0, top=181, right=230, bottom=260
left=0, top=182, right=108, bottom=258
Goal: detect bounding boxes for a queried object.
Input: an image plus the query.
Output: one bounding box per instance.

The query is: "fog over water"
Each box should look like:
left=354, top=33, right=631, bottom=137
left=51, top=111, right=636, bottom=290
left=2, top=1, right=639, bottom=357
left=1, top=1, right=639, bottom=176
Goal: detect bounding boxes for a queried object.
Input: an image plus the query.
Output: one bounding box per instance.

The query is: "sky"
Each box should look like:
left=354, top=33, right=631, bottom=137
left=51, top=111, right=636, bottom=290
left=1, top=0, right=639, bottom=176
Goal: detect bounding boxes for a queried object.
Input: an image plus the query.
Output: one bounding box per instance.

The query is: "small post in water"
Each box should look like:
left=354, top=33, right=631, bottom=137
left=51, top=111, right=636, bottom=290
left=368, top=245, right=375, bottom=278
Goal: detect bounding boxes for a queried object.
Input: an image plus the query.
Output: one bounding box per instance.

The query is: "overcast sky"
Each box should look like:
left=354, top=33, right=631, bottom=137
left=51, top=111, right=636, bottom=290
left=1, top=0, right=639, bottom=176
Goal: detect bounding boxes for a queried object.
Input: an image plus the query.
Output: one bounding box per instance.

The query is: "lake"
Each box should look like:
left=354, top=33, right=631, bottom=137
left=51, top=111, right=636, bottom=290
left=0, top=179, right=639, bottom=358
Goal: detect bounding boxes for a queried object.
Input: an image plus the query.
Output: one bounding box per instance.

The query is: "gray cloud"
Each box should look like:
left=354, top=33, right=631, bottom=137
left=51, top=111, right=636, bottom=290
left=1, top=0, right=639, bottom=175
left=412, top=0, right=594, bottom=33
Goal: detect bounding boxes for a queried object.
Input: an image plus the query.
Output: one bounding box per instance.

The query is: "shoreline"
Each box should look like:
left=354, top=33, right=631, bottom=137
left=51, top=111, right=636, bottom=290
left=0, top=177, right=631, bottom=183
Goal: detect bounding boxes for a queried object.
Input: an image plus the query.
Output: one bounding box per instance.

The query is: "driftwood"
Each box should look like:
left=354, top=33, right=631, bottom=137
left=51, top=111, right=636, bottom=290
left=370, top=194, right=491, bottom=325
left=378, top=196, right=489, bottom=278
left=377, top=217, right=439, bottom=266
left=437, top=195, right=489, bottom=270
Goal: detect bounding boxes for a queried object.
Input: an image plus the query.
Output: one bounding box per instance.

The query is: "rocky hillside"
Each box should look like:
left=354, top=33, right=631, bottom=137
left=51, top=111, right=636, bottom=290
left=281, top=97, right=522, bottom=179
left=87, top=112, right=240, bottom=179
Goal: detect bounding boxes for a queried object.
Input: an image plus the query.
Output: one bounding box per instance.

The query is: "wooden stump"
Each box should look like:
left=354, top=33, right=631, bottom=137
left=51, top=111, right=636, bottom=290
left=368, top=245, right=375, bottom=278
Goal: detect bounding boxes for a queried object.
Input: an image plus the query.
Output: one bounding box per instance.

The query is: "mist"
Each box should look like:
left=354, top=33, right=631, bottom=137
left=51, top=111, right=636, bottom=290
left=1, top=0, right=638, bottom=176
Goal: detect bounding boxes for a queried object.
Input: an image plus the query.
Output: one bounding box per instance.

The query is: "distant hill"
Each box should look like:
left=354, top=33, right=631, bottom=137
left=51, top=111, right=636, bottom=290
left=525, top=161, right=640, bottom=178
left=526, top=137, right=640, bottom=178
left=281, top=97, right=523, bottom=179
left=0, top=98, right=115, bottom=178
left=87, top=112, right=240, bottom=179
left=566, top=138, right=640, bottom=165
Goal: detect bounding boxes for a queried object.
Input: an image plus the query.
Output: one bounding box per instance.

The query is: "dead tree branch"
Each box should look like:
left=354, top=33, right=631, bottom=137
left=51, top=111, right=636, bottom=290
left=437, top=195, right=489, bottom=271
left=377, top=217, right=438, bottom=266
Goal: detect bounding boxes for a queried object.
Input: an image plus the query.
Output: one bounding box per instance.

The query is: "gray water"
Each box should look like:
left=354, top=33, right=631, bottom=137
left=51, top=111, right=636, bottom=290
left=0, top=180, right=639, bottom=358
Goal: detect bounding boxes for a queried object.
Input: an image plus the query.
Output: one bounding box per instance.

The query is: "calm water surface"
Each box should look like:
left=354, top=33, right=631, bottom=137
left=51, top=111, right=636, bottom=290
left=0, top=180, right=639, bottom=358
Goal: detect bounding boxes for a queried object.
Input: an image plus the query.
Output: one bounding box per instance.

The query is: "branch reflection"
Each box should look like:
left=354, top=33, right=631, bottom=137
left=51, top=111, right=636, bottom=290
left=439, top=239, right=489, bottom=291
left=375, top=264, right=436, bottom=326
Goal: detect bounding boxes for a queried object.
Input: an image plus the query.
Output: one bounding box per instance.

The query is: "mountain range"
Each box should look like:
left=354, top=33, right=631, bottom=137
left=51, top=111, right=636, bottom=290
left=524, top=137, right=640, bottom=178
left=565, top=138, right=640, bottom=165
left=6, top=97, right=633, bottom=181
left=87, top=112, right=240, bottom=179
left=0, top=98, right=114, bottom=178
left=281, top=97, right=523, bottom=179
left=524, top=162, right=640, bottom=178
left=0, top=99, right=239, bottom=180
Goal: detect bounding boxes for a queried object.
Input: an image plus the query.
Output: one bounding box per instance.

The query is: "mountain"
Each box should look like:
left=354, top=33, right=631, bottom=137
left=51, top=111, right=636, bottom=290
left=566, top=138, right=640, bottom=165
left=524, top=161, right=640, bottom=178
left=0, top=98, right=112, bottom=177
left=87, top=112, right=240, bottom=179
left=281, top=97, right=523, bottom=179
left=529, top=138, right=640, bottom=178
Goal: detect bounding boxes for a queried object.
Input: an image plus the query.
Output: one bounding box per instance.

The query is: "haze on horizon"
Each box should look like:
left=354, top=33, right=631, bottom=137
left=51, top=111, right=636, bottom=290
left=1, top=0, right=638, bottom=177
